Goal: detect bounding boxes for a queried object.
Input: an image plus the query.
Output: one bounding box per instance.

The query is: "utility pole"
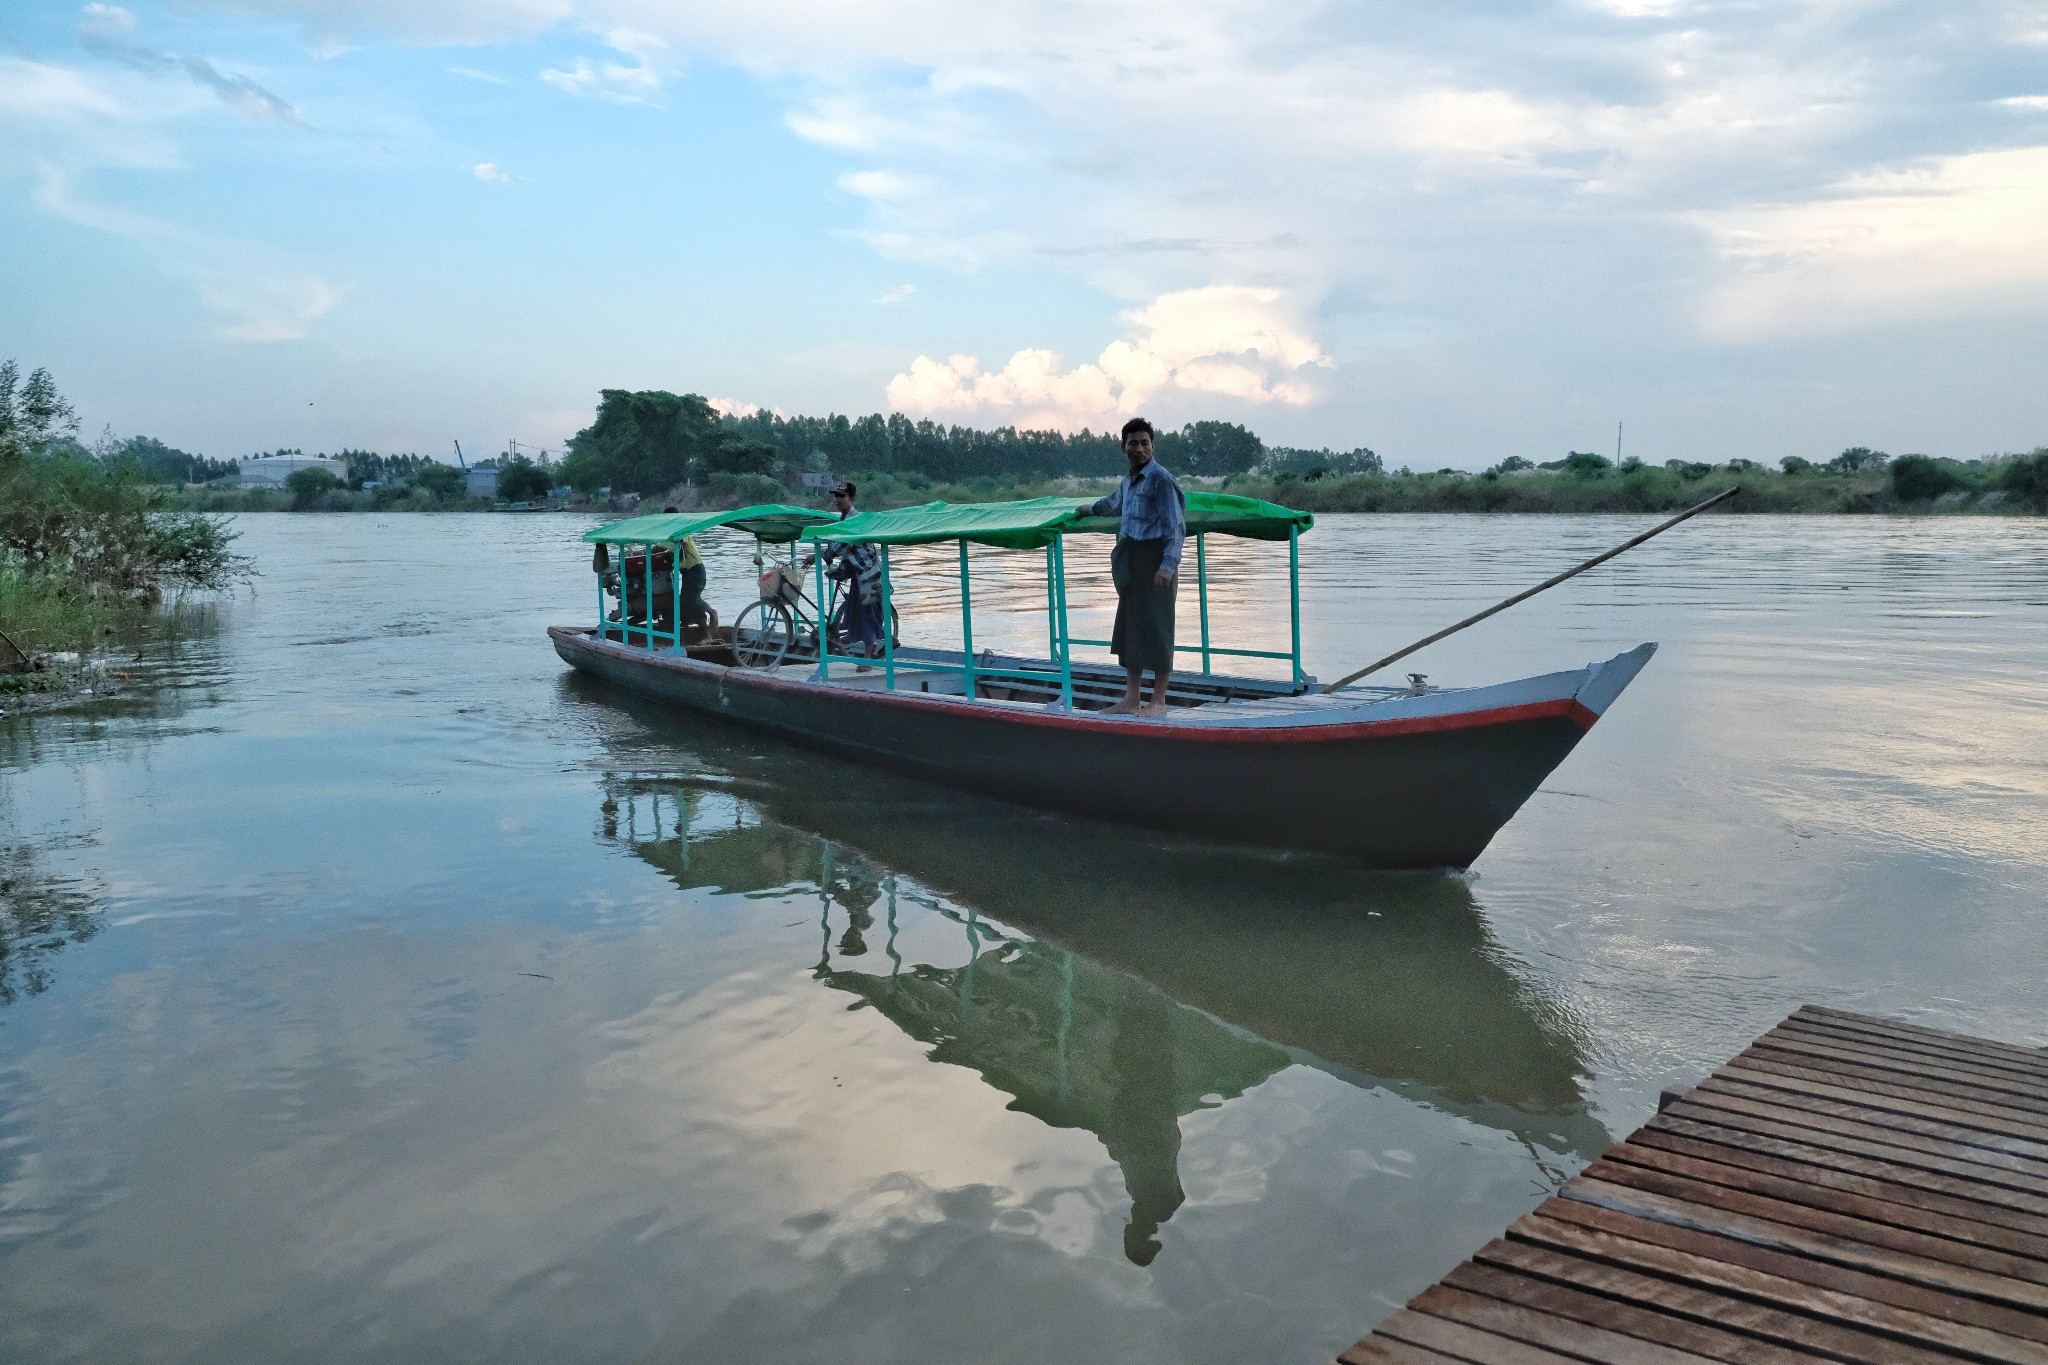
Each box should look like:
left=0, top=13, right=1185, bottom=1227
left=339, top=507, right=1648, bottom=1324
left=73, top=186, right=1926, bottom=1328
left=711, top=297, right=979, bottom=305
left=1616, top=421, right=1624, bottom=465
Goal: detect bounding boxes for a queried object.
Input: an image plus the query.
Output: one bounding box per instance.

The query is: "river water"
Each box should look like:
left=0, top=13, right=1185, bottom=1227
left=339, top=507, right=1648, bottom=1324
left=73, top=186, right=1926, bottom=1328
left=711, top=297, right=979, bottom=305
left=2, top=512, right=2044, bottom=1363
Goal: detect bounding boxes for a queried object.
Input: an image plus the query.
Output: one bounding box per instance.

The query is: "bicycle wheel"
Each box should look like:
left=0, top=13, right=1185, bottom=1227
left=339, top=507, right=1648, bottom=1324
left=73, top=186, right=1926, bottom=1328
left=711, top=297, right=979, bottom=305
left=731, top=599, right=796, bottom=670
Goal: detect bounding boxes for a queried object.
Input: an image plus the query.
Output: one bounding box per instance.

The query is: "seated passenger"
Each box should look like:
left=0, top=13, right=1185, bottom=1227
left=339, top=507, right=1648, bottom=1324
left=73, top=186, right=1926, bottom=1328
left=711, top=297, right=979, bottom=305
left=660, top=507, right=718, bottom=642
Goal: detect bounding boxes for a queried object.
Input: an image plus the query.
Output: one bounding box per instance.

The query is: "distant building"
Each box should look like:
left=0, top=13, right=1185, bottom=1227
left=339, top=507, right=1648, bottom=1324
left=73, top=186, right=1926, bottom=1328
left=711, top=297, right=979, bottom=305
left=239, top=455, right=348, bottom=489
left=465, top=466, right=500, bottom=498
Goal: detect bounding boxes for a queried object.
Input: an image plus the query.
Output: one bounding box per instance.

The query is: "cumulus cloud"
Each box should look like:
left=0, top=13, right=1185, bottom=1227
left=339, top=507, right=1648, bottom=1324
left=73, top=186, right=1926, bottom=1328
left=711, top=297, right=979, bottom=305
left=886, top=285, right=1327, bottom=430
left=541, top=29, right=671, bottom=104
left=472, top=161, right=519, bottom=183
left=28, top=0, right=2048, bottom=456
left=145, top=0, right=2048, bottom=345
left=1695, top=145, right=2048, bottom=338
left=874, top=283, right=915, bottom=304
left=708, top=396, right=778, bottom=418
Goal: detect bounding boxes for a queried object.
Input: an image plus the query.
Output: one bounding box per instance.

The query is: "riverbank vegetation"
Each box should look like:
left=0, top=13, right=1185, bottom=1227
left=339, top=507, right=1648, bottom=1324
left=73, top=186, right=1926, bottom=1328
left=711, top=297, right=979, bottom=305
left=0, top=362, right=250, bottom=661
left=33, top=379, right=2048, bottom=523
left=1219, top=449, right=2048, bottom=516
left=552, top=392, right=2048, bottom=516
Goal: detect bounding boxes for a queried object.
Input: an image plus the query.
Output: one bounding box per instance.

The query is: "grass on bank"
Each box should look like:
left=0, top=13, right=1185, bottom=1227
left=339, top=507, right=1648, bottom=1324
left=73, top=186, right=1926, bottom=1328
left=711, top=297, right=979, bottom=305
left=3, top=360, right=252, bottom=661
left=0, top=562, right=141, bottom=657
left=160, top=449, right=2048, bottom=520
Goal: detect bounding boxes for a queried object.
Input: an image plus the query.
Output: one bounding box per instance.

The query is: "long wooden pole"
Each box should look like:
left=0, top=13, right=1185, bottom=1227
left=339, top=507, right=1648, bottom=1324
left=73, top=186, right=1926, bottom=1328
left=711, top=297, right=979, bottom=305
left=1320, top=486, right=1739, bottom=695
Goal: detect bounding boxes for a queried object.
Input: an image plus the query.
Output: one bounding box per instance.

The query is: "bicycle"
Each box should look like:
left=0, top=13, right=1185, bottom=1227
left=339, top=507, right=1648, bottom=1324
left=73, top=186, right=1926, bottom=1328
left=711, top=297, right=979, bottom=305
left=729, top=553, right=899, bottom=671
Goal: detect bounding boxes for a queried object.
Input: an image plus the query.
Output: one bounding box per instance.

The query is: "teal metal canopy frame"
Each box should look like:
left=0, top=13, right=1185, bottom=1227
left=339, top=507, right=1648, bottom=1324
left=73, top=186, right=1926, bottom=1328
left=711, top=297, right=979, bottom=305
left=589, top=495, right=1310, bottom=704
left=803, top=521, right=1305, bottom=708
left=594, top=540, right=690, bottom=655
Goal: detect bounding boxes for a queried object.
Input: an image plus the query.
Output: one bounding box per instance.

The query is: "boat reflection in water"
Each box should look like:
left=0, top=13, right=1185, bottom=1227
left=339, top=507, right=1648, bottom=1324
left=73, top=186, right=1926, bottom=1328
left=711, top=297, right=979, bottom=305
left=591, top=732, right=1606, bottom=1266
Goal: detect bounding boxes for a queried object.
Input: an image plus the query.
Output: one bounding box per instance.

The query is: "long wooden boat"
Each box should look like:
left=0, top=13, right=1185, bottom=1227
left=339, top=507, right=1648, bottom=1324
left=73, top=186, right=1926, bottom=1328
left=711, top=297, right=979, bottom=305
left=552, top=497, right=1655, bottom=869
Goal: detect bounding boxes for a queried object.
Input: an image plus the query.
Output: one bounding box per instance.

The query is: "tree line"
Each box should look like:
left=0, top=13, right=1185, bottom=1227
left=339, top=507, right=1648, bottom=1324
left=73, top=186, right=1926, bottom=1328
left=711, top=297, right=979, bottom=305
left=555, top=389, right=1321, bottom=496
left=1, top=361, right=250, bottom=659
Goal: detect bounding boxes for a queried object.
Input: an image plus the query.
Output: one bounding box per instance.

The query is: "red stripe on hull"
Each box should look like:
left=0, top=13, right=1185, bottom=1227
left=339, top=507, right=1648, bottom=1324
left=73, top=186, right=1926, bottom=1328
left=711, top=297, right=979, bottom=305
left=550, top=628, right=1598, bottom=745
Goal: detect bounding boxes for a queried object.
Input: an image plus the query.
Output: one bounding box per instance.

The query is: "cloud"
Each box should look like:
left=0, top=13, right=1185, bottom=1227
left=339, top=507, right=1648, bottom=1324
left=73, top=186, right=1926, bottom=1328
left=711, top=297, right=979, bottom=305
left=202, top=274, right=346, bottom=342
left=32, top=0, right=2048, bottom=457
left=541, top=29, right=672, bottom=105
left=873, top=283, right=915, bottom=304
left=1694, top=145, right=2048, bottom=338
left=33, top=166, right=344, bottom=342
left=838, top=169, right=919, bottom=201
left=886, top=285, right=1326, bottom=430
left=473, top=161, right=519, bottom=183
left=178, top=55, right=305, bottom=125
left=447, top=65, right=510, bottom=84
left=0, top=57, right=127, bottom=122
left=1578, top=0, right=1694, bottom=15
left=77, top=4, right=305, bottom=126
left=708, top=397, right=768, bottom=418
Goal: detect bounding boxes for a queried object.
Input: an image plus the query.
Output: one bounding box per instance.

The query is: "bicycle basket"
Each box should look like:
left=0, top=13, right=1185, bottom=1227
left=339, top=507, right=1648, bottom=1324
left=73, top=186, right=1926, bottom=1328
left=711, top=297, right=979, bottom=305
left=758, top=565, right=803, bottom=607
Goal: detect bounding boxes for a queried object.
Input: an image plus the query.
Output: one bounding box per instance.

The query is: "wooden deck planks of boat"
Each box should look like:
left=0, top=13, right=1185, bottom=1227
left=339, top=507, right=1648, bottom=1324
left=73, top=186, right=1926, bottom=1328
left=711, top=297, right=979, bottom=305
left=1337, top=1006, right=2048, bottom=1364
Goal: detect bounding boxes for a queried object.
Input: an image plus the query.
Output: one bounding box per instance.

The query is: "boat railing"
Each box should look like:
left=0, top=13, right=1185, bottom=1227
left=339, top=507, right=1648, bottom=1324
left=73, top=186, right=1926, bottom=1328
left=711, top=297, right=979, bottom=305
left=805, top=523, right=1305, bottom=709
left=586, top=495, right=1313, bottom=711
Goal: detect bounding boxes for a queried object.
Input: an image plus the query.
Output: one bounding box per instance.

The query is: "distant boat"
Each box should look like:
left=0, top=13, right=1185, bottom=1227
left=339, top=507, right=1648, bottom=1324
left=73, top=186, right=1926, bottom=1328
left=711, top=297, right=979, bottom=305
left=551, top=498, right=1655, bottom=869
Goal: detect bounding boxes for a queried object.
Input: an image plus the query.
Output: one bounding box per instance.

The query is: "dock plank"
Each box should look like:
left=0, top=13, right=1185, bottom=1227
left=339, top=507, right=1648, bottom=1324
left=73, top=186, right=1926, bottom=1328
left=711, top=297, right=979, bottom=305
left=1666, top=1092, right=2048, bottom=1191
left=1373, top=1308, right=1591, bottom=1364
left=1694, top=1075, right=2048, bottom=1163
left=1519, top=1202, right=2048, bottom=1358
left=1439, top=1263, right=1821, bottom=1365
left=1340, top=1008, right=2048, bottom=1363
left=1637, top=1113, right=2048, bottom=1222
left=1723, top=1054, right=2048, bottom=1139
left=1758, top=1027, right=2048, bottom=1108
left=1795, top=1007, right=2048, bottom=1074
left=1609, top=1133, right=2048, bottom=1248
left=1410, top=1283, right=1722, bottom=1363
left=1473, top=1238, right=1972, bottom=1365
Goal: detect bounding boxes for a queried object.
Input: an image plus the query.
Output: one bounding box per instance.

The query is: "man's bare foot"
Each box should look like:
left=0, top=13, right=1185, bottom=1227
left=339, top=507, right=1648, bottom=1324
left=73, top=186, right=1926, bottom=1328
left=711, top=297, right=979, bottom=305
left=1139, top=699, right=1170, bottom=718
left=1104, top=697, right=1142, bottom=715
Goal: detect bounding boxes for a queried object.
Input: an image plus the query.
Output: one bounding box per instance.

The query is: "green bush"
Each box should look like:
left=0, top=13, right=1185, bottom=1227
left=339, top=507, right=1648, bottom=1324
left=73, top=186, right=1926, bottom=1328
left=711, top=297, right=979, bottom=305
left=498, top=456, right=552, bottom=502
left=2000, top=450, right=2048, bottom=512
left=1888, top=455, right=1969, bottom=503
left=286, top=467, right=343, bottom=509
left=1559, top=452, right=1612, bottom=478
left=0, top=360, right=251, bottom=653
left=0, top=560, right=137, bottom=654
left=410, top=463, right=468, bottom=502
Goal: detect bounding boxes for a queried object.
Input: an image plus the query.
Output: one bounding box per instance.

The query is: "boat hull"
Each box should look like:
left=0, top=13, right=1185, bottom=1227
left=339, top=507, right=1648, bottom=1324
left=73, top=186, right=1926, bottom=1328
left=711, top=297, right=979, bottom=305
left=550, top=627, right=1650, bottom=869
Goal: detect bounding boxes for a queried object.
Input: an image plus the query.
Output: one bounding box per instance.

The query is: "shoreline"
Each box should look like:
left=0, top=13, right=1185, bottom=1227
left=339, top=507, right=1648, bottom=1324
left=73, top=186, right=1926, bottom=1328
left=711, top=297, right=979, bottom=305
left=157, top=455, right=2048, bottom=519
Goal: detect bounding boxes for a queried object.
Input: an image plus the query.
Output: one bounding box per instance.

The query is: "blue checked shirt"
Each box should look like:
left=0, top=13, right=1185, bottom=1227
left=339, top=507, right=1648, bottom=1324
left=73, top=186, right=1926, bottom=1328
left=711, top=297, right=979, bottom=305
left=1086, top=459, right=1187, bottom=575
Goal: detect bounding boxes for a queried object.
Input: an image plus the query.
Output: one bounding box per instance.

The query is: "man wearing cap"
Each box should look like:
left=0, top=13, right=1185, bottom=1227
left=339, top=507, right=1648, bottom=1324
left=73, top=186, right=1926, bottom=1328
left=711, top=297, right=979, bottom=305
left=1085, top=418, right=1185, bottom=716
left=817, top=481, right=884, bottom=661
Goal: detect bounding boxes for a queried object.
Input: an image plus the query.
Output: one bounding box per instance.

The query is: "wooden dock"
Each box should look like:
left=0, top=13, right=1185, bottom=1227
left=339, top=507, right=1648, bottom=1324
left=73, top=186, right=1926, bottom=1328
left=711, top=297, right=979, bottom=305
left=1341, top=1004, right=2048, bottom=1364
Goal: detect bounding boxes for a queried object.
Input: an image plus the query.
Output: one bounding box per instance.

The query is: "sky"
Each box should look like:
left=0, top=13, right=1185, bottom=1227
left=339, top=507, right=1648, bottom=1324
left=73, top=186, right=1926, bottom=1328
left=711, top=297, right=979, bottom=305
left=3, top=0, right=2047, bottom=468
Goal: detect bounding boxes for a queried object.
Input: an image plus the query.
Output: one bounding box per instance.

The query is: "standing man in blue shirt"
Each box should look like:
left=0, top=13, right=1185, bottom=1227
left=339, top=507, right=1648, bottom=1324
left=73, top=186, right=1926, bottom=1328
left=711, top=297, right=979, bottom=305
left=1086, top=417, right=1186, bottom=716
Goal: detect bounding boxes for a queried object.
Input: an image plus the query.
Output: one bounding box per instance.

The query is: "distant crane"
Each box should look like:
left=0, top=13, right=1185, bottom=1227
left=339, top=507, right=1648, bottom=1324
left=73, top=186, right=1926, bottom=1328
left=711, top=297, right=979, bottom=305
left=452, top=439, right=467, bottom=471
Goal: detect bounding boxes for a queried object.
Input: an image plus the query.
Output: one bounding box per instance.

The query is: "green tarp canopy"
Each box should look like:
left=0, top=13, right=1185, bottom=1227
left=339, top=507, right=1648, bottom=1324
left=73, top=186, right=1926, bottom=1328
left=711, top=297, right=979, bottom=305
left=796, top=492, right=1312, bottom=551
left=583, top=504, right=838, bottom=546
